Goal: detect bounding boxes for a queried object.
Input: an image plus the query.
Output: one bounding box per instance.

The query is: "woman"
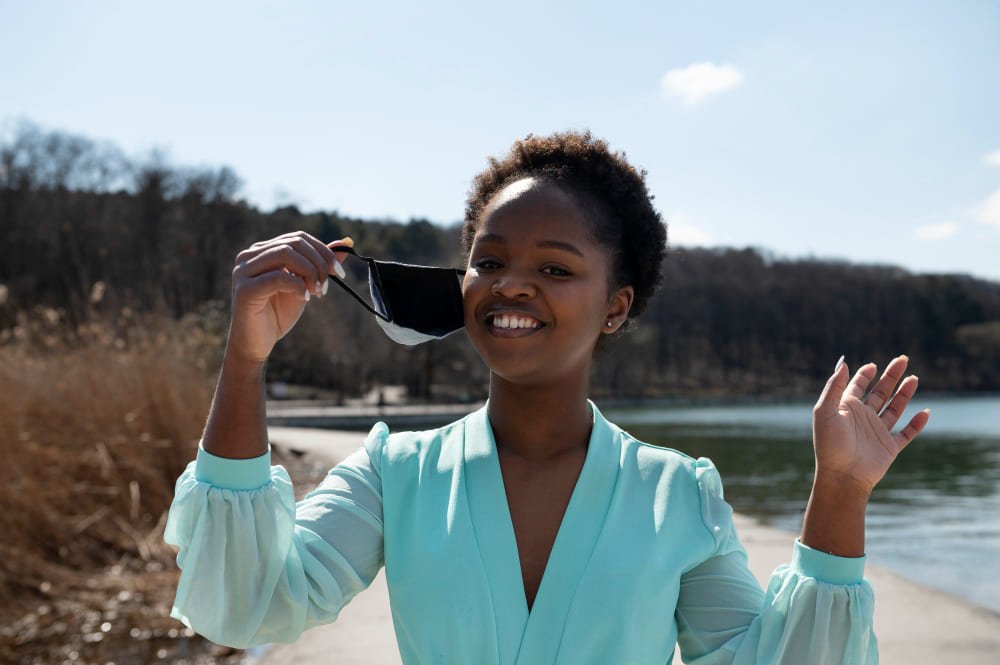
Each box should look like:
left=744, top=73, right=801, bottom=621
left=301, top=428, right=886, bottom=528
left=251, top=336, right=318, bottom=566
left=166, top=131, right=929, bottom=664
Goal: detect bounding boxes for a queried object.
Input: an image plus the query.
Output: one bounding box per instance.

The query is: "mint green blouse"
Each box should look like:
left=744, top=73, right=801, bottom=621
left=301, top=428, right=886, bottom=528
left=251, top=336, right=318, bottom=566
left=165, top=402, right=877, bottom=664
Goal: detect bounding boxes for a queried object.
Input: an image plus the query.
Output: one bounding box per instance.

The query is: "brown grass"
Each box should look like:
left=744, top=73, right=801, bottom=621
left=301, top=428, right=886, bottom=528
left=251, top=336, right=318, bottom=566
left=0, top=305, right=245, bottom=664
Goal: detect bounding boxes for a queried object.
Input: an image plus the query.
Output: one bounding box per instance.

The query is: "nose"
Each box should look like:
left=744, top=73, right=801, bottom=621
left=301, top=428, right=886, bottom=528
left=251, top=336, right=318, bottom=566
left=490, top=273, right=536, bottom=300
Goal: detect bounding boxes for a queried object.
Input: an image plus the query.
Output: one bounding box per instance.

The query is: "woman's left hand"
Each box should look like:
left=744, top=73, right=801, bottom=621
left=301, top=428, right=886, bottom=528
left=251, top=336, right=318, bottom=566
left=812, top=355, right=931, bottom=494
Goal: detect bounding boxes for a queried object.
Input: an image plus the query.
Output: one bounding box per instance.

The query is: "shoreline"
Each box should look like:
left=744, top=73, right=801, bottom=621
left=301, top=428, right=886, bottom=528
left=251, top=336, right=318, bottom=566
left=261, top=425, right=1000, bottom=665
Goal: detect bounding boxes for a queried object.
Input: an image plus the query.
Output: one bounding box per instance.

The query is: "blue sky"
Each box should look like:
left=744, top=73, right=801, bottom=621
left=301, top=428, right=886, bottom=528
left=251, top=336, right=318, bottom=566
left=3, top=0, right=999, bottom=280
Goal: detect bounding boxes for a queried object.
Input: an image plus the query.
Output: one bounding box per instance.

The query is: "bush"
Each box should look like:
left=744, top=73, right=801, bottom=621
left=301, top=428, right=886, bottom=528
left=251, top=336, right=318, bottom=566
left=0, top=307, right=238, bottom=664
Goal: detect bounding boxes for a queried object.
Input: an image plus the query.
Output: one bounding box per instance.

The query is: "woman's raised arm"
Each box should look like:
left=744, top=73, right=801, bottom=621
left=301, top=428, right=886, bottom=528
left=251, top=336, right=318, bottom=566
left=801, top=355, right=931, bottom=556
left=202, top=232, right=352, bottom=459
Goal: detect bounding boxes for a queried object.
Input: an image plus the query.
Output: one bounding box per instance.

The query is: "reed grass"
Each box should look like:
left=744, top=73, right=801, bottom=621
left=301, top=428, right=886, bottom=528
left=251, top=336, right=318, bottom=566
left=0, top=304, right=244, bottom=664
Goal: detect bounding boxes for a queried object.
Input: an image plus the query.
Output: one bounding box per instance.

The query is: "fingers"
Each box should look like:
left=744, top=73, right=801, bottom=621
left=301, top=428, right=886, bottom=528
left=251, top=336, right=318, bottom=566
left=327, top=236, right=354, bottom=279
left=845, top=354, right=928, bottom=449
left=813, top=355, right=850, bottom=419
left=236, top=232, right=350, bottom=297
left=879, top=375, right=919, bottom=430
left=844, top=362, right=878, bottom=402
left=892, top=408, right=931, bottom=451
left=241, top=245, right=325, bottom=297
left=864, top=355, right=909, bottom=414
left=247, top=269, right=315, bottom=300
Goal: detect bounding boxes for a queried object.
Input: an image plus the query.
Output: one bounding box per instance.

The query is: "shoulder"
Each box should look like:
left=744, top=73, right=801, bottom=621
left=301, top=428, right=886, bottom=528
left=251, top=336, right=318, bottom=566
left=363, top=411, right=471, bottom=472
left=610, top=421, right=726, bottom=500
left=605, top=420, right=732, bottom=546
left=612, top=422, right=701, bottom=475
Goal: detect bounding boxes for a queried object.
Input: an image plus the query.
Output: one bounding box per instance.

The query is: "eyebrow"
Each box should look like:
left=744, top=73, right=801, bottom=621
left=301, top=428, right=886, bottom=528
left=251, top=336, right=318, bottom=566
left=477, top=233, right=585, bottom=258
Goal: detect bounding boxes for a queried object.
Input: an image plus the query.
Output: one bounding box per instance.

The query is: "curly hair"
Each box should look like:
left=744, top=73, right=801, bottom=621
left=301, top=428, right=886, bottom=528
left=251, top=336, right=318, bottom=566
left=462, top=130, right=667, bottom=324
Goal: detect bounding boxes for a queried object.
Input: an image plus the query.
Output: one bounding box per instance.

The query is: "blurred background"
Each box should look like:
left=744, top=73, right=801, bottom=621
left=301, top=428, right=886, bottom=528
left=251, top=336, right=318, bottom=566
left=2, top=1, right=998, bottom=663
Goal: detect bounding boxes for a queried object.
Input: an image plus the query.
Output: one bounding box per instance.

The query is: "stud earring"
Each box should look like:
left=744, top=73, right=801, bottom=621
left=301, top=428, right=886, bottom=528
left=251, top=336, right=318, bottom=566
left=606, top=321, right=613, bottom=328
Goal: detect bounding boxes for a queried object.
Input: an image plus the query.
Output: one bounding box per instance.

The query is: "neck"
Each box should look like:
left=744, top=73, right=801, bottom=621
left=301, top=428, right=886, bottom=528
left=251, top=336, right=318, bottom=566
left=486, top=373, right=593, bottom=462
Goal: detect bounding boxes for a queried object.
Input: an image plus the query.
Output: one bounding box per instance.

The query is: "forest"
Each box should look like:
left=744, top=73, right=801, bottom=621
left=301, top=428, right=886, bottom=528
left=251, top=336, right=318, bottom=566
left=4, top=121, right=1000, bottom=399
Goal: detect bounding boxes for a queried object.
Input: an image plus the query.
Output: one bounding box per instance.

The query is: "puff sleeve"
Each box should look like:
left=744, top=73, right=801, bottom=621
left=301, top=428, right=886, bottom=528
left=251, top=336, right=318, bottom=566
left=163, top=423, right=389, bottom=648
left=673, top=458, right=877, bottom=664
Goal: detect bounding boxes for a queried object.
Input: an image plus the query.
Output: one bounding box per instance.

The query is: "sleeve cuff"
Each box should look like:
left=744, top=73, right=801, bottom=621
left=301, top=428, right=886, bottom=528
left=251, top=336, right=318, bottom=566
left=194, top=443, right=273, bottom=490
left=792, top=538, right=866, bottom=585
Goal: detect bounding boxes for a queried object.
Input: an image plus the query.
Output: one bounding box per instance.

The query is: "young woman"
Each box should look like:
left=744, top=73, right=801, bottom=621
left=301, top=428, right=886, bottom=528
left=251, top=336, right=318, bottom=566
left=166, top=131, right=929, bottom=664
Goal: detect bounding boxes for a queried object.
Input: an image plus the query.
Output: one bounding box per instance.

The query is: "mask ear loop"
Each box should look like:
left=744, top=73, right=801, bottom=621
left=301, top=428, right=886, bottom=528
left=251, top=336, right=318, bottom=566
left=325, top=246, right=392, bottom=322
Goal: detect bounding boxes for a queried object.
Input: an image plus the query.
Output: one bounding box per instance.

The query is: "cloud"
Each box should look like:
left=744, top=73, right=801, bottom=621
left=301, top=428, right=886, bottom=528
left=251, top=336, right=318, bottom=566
left=660, top=63, right=744, bottom=105
left=973, top=189, right=1000, bottom=229
left=914, top=221, right=958, bottom=240
left=983, top=149, right=1000, bottom=167
left=668, top=213, right=715, bottom=246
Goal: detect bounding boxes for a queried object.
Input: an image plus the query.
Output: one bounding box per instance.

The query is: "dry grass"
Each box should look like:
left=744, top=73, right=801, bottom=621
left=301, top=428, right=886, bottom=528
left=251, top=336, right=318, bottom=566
left=0, top=305, right=247, bottom=664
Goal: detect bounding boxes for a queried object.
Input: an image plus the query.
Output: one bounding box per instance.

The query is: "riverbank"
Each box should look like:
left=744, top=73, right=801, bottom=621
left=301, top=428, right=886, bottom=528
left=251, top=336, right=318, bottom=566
left=262, top=425, right=1000, bottom=665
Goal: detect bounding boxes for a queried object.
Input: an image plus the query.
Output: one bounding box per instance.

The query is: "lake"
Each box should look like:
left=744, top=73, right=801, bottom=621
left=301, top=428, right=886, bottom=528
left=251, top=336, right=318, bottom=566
left=604, top=394, right=1000, bottom=615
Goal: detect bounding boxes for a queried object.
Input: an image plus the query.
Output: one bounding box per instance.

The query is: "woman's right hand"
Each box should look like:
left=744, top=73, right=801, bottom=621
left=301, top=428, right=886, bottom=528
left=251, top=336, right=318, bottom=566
left=227, top=232, right=354, bottom=364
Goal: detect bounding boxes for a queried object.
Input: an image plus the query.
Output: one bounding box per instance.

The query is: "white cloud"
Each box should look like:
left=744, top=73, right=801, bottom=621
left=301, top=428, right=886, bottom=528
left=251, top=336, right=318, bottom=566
left=914, top=221, right=958, bottom=240
left=660, top=62, right=744, bottom=105
left=983, top=149, right=1000, bottom=167
left=667, top=213, right=715, bottom=246
left=973, top=189, right=1000, bottom=229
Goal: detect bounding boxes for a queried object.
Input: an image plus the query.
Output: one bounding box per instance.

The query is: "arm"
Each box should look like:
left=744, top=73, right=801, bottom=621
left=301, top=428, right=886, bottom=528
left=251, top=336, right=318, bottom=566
left=165, top=232, right=371, bottom=646
left=165, top=426, right=387, bottom=647
left=803, top=355, right=930, bottom=556
left=675, top=355, right=929, bottom=664
left=675, top=460, right=876, bottom=665
left=203, top=231, right=353, bottom=459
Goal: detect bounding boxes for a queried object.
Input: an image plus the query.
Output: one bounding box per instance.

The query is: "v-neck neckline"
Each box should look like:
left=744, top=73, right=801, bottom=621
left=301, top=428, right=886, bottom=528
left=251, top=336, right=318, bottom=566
left=464, top=400, right=621, bottom=665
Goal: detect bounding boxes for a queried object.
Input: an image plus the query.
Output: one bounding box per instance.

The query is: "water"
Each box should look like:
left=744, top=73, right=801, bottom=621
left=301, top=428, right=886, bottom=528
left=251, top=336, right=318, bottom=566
left=605, top=394, right=1000, bottom=614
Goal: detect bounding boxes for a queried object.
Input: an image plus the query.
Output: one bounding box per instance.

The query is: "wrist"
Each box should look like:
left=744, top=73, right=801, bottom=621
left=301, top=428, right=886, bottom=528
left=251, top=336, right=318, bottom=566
left=221, top=345, right=268, bottom=380
left=812, top=469, right=873, bottom=505
left=801, top=471, right=869, bottom=558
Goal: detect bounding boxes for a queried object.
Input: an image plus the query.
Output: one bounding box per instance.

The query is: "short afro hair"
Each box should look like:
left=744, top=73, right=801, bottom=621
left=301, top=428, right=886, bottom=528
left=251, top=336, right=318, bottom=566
left=463, top=130, right=666, bottom=323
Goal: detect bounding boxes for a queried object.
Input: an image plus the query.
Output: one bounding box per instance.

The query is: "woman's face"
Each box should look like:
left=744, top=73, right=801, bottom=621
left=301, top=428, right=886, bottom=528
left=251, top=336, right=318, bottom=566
left=462, top=177, right=633, bottom=387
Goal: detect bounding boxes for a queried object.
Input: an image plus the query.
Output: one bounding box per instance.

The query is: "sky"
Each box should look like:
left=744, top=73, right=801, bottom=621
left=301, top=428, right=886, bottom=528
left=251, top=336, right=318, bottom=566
left=3, top=0, right=999, bottom=280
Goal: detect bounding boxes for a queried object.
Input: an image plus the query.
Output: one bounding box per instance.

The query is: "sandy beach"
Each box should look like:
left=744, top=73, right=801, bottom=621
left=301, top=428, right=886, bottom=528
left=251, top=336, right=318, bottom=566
left=257, top=426, right=1000, bottom=665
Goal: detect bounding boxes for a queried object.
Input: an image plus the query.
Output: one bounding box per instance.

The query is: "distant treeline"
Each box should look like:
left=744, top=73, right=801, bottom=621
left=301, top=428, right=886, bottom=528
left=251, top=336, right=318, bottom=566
left=3, top=121, right=999, bottom=398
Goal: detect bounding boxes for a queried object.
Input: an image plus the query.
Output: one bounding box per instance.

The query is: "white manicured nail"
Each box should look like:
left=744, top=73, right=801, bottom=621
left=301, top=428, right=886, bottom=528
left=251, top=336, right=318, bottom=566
left=333, top=259, right=346, bottom=279
left=314, top=281, right=322, bottom=296
left=322, top=279, right=329, bottom=296
left=834, top=355, right=845, bottom=373
left=303, top=290, right=311, bottom=302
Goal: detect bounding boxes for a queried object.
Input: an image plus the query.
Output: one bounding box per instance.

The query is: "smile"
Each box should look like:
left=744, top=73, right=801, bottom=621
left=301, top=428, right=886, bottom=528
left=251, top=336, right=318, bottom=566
left=484, top=312, right=545, bottom=337
left=488, top=313, right=542, bottom=329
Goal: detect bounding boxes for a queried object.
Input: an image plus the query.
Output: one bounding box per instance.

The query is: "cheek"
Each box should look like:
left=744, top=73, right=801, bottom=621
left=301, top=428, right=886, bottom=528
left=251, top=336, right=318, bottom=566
left=461, top=273, right=486, bottom=320
left=461, top=271, right=478, bottom=300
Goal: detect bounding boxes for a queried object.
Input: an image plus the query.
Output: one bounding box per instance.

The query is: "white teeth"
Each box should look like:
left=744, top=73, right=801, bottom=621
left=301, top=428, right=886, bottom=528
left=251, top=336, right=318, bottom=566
left=490, top=313, right=541, bottom=329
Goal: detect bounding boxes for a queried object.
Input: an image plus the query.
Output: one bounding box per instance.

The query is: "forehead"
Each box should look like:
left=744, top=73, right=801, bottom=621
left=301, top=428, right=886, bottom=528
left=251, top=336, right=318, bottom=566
left=476, top=177, right=596, bottom=247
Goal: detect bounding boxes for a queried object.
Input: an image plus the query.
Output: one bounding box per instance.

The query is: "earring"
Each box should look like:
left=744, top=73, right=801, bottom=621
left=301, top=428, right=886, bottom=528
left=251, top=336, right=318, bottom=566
left=606, top=321, right=613, bottom=328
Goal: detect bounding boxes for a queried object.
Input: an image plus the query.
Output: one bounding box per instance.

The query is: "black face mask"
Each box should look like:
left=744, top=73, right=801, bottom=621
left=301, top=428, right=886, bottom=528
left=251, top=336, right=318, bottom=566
left=326, top=246, right=466, bottom=346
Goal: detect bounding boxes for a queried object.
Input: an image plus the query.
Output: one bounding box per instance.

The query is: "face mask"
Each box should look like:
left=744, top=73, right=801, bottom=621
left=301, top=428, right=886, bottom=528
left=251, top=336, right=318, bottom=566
left=326, top=246, right=466, bottom=346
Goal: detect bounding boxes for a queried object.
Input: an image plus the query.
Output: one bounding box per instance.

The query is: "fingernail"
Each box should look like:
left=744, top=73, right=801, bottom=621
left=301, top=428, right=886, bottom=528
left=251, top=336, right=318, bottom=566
left=333, top=260, right=346, bottom=279
left=900, top=354, right=909, bottom=362
left=834, top=355, right=845, bottom=373
left=303, top=290, right=311, bottom=302
left=342, top=236, right=354, bottom=247
left=314, top=281, right=322, bottom=296
left=322, top=279, right=329, bottom=296
left=923, top=407, right=931, bottom=416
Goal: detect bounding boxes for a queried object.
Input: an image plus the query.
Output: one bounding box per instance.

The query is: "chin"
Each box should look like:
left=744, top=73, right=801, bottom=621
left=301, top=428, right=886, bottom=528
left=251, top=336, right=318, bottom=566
left=467, top=327, right=593, bottom=387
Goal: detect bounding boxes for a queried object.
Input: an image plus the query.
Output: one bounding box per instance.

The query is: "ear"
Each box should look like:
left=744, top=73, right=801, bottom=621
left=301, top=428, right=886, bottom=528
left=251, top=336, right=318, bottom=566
left=603, top=285, right=634, bottom=334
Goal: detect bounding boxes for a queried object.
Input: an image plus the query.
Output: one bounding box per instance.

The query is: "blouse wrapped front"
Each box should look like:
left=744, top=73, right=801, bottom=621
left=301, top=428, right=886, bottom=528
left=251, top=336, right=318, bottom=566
left=165, top=402, right=877, bottom=664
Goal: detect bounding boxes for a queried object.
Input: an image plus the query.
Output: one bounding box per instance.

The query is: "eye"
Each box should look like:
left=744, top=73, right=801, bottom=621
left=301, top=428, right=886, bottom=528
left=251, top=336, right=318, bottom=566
left=473, top=257, right=502, bottom=270
left=541, top=265, right=572, bottom=277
